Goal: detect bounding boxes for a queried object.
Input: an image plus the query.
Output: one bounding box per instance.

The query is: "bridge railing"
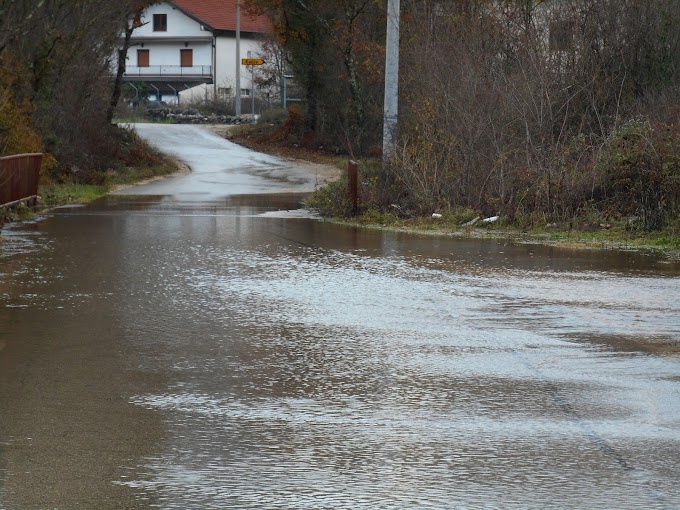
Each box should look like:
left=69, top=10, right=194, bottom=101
left=0, top=153, right=43, bottom=208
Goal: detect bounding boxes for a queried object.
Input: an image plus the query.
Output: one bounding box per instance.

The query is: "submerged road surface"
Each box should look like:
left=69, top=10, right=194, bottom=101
left=1, top=124, right=680, bottom=509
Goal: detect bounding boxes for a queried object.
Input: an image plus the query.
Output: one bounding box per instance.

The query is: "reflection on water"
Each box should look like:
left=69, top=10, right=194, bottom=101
left=1, top=194, right=679, bottom=509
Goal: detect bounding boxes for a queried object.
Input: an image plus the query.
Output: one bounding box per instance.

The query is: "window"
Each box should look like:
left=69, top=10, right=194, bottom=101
left=153, top=13, right=167, bottom=32
left=180, top=49, right=193, bottom=67
left=218, top=87, right=232, bottom=97
left=137, top=49, right=149, bottom=67
left=240, top=88, right=251, bottom=97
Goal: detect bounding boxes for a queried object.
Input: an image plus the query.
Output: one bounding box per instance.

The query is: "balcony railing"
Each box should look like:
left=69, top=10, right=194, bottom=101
left=123, top=65, right=212, bottom=78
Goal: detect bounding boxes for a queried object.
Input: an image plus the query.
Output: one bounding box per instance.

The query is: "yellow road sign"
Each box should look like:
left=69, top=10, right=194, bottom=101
left=242, top=58, right=265, bottom=66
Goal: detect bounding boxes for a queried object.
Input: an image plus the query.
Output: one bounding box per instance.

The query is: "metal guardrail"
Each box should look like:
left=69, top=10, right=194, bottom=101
left=123, top=65, right=212, bottom=78
left=0, top=153, right=43, bottom=208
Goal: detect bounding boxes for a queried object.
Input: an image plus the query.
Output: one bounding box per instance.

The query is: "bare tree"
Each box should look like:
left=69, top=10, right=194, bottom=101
left=0, top=0, right=161, bottom=173
left=107, top=3, right=153, bottom=124
left=384, top=0, right=679, bottom=225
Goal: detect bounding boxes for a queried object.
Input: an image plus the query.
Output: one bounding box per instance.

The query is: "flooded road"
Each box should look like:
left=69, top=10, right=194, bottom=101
left=1, top=125, right=680, bottom=509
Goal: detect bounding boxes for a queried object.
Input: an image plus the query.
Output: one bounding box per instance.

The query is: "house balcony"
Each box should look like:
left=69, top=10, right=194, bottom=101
left=123, top=65, right=213, bottom=83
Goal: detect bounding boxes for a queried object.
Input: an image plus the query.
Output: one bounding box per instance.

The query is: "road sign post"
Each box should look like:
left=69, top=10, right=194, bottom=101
left=241, top=59, right=264, bottom=115
left=241, top=58, right=265, bottom=66
left=235, top=0, right=240, bottom=116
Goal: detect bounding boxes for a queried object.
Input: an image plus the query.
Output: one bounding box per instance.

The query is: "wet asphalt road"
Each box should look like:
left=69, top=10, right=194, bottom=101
left=112, top=124, right=324, bottom=198
left=1, top=125, right=679, bottom=509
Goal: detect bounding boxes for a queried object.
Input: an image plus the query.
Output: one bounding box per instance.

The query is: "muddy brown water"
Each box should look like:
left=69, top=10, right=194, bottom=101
left=1, top=193, right=679, bottom=509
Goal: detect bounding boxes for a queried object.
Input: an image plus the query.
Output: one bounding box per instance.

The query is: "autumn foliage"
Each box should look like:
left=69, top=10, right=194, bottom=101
left=0, top=0, right=157, bottom=182
left=246, top=0, right=387, bottom=153
left=0, top=61, right=42, bottom=156
left=255, top=0, right=679, bottom=230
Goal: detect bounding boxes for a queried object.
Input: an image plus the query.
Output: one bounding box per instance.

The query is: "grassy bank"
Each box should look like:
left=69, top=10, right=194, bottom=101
left=38, top=161, right=180, bottom=207
left=305, top=175, right=680, bottom=254
left=227, top=113, right=346, bottom=167
left=1, top=120, right=184, bottom=228
left=1, top=161, right=180, bottom=228
left=217, top=121, right=680, bottom=253
left=225, top=122, right=680, bottom=255
left=328, top=210, right=680, bottom=252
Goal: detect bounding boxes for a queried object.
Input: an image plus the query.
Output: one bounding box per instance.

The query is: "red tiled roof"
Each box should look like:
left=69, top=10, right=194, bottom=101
left=171, top=0, right=270, bottom=33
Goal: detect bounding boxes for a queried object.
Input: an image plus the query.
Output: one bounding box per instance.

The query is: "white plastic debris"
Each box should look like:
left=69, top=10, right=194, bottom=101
left=432, top=213, right=443, bottom=218
left=481, top=215, right=499, bottom=223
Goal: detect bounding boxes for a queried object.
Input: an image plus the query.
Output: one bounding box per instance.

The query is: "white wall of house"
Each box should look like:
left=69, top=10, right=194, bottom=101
left=122, top=1, right=267, bottom=106
left=178, top=83, right=214, bottom=103
left=178, top=36, right=263, bottom=103
left=135, top=2, right=209, bottom=38
left=215, top=36, right=262, bottom=94
left=127, top=2, right=213, bottom=72
left=128, top=41, right=212, bottom=67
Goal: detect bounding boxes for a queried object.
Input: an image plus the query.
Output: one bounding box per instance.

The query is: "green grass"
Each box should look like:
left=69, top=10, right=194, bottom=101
left=1, top=160, right=180, bottom=230
left=518, top=223, right=680, bottom=249
left=317, top=203, right=680, bottom=253
left=104, top=163, right=177, bottom=187
left=305, top=172, right=680, bottom=252
left=38, top=163, right=179, bottom=207
left=0, top=202, right=35, bottom=225
left=39, top=183, right=108, bottom=206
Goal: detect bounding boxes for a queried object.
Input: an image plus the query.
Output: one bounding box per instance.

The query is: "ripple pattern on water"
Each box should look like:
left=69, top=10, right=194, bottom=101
left=108, top=222, right=680, bottom=509
left=2, top=211, right=679, bottom=509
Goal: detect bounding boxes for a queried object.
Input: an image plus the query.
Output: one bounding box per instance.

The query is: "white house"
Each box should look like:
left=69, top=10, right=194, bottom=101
left=121, top=0, right=269, bottom=105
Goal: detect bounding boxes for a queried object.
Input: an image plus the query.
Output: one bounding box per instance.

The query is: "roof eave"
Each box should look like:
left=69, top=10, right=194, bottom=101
left=213, top=29, right=266, bottom=38
left=167, top=1, right=216, bottom=32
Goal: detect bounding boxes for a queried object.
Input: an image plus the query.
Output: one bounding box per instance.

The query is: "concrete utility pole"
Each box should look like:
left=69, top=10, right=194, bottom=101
left=382, top=0, right=400, bottom=164
left=235, top=0, right=241, bottom=116
left=248, top=51, right=255, bottom=115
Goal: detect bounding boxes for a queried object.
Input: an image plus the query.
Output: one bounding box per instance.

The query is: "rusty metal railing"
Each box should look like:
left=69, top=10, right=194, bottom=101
left=0, top=153, right=43, bottom=208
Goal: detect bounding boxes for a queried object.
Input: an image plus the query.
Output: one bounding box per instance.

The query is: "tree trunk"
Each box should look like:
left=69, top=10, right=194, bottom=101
left=107, top=17, right=137, bottom=124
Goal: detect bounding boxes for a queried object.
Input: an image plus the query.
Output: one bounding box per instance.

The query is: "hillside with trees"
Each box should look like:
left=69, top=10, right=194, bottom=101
left=0, top=0, right=159, bottom=184
left=248, top=0, right=679, bottom=234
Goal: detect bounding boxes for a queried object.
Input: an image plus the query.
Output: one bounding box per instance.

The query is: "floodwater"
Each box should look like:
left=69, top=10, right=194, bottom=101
left=1, top=126, right=680, bottom=509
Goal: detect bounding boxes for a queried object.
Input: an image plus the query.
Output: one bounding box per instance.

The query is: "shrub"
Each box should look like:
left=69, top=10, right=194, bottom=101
left=305, top=177, right=353, bottom=216
left=0, top=63, right=43, bottom=157
left=257, top=107, right=288, bottom=127
left=599, top=119, right=680, bottom=231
